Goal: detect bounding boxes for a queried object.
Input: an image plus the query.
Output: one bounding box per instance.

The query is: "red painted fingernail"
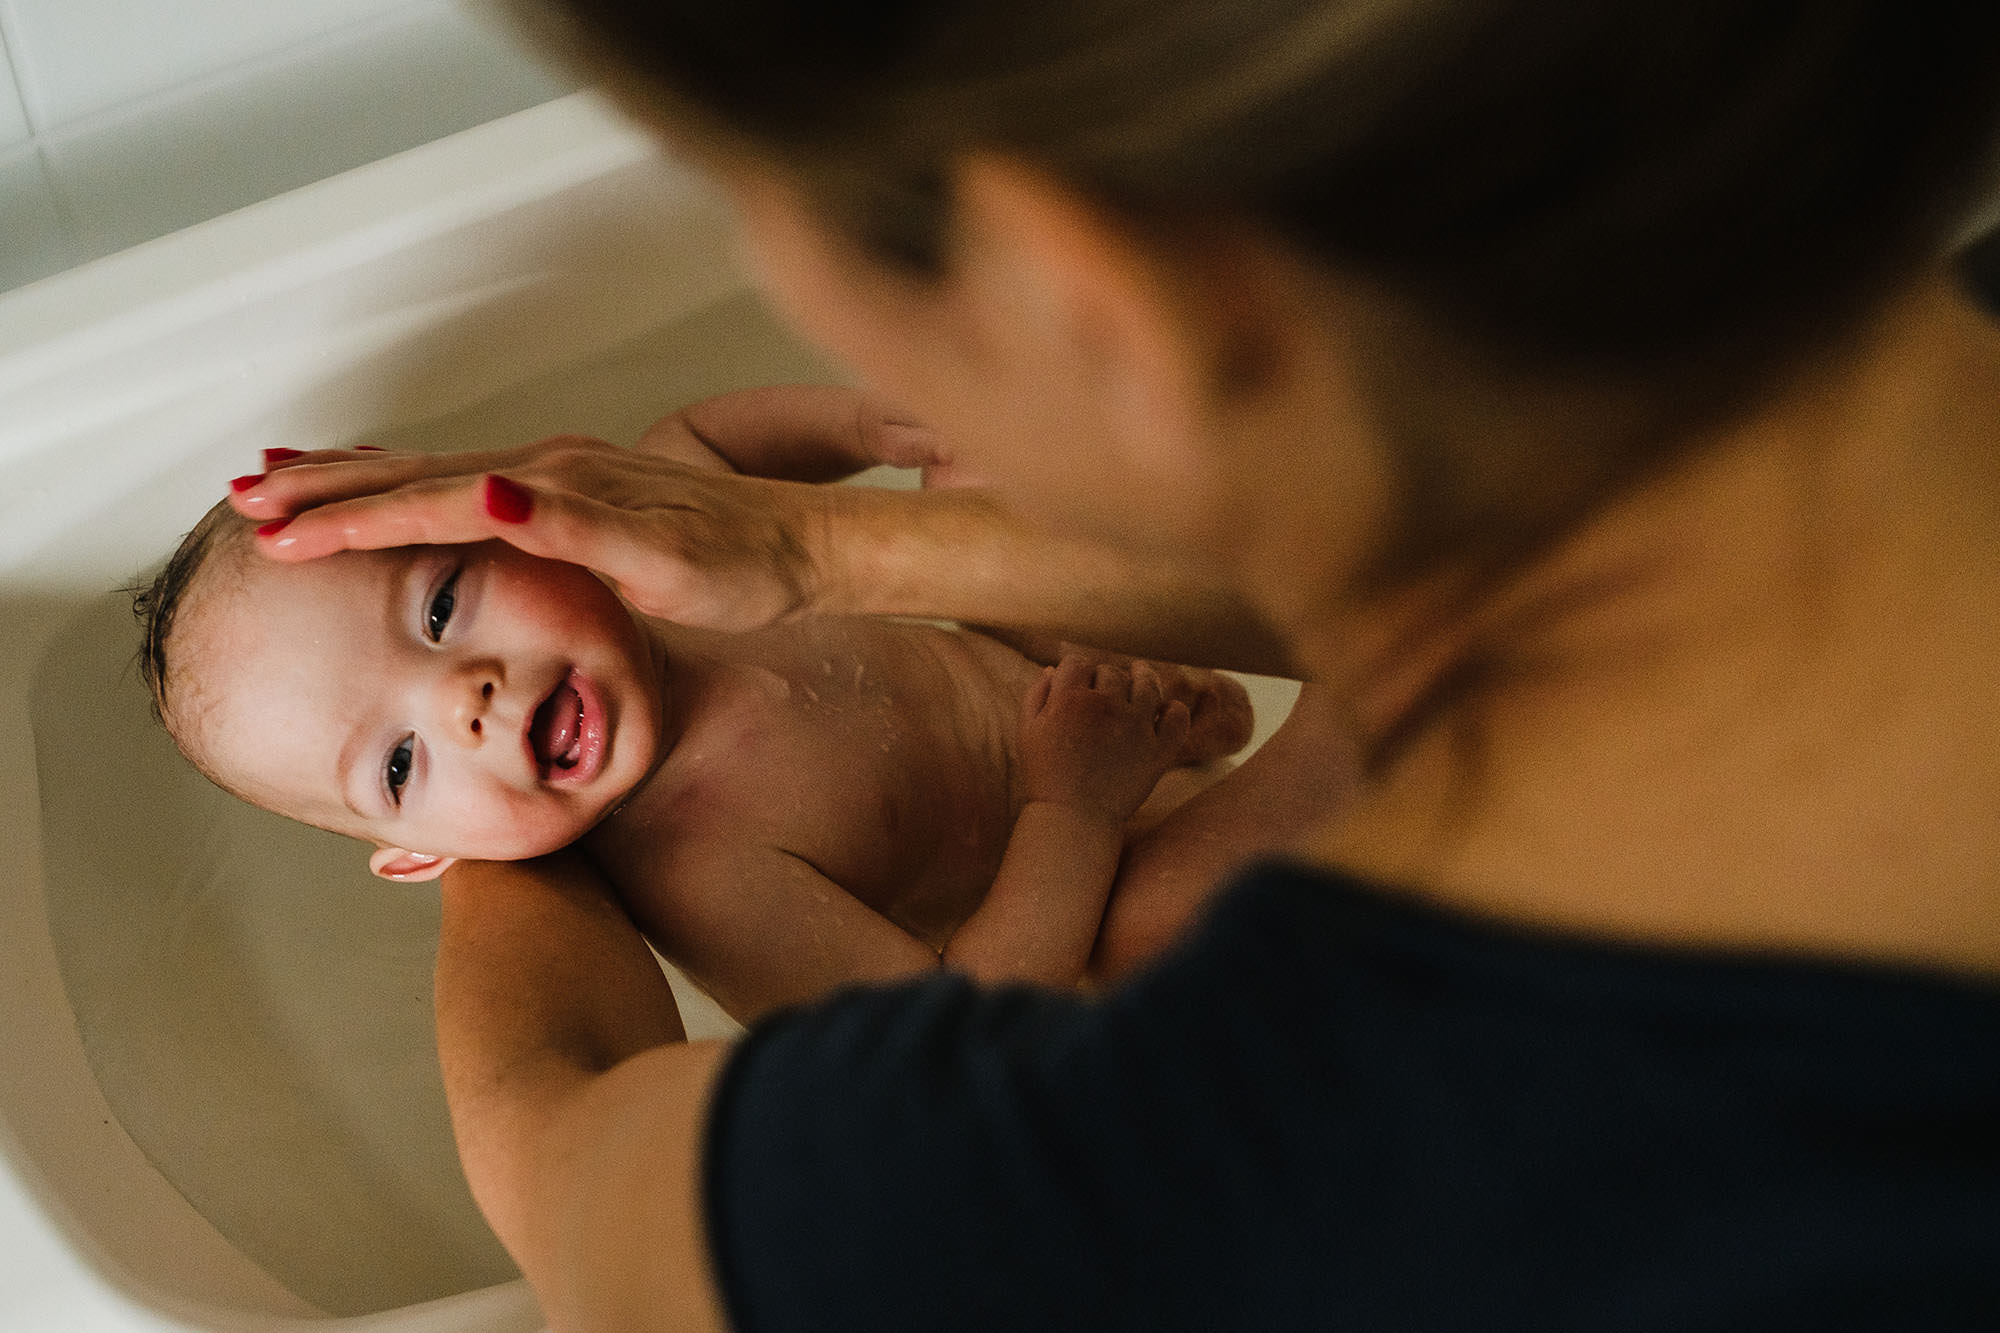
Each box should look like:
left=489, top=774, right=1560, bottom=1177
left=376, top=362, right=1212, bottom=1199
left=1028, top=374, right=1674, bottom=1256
left=263, top=448, right=303, bottom=465
left=257, top=518, right=292, bottom=537
left=484, top=474, right=532, bottom=523
left=356, top=445, right=387, bottom=452
left=229, top=474, right=262, bottom=492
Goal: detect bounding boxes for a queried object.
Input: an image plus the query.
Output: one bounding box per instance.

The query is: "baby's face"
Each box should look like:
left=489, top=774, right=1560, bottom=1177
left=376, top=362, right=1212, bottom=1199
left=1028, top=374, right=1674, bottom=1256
left=183, top=541, right=662, bottom=866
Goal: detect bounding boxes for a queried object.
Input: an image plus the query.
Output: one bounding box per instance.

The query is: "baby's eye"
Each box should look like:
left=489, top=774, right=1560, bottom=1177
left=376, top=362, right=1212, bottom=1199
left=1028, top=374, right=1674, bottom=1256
left=386, top=737, right=414, bottom=803
left=425, top=571, right=460, bottom=642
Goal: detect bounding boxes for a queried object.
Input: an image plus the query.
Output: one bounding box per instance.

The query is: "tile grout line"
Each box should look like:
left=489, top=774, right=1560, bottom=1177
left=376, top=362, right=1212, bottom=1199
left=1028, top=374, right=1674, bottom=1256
left=31, top=139, right=90, bottom=261
left=0, top=0, right=40, bottom=137
left=2, top=0, right=445, bottom=270
left=26, top=0, right=444, bottom=149
left=2, top=0, right=548, bottom=287
left=0, top=2, right=88, bottom=269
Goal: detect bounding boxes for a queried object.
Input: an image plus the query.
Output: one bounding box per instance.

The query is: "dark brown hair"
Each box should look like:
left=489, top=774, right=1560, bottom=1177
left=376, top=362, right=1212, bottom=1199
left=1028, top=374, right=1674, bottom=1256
left=132, top=499, right=250, bottom=727
left=508, top=0, right=2000, bottom=574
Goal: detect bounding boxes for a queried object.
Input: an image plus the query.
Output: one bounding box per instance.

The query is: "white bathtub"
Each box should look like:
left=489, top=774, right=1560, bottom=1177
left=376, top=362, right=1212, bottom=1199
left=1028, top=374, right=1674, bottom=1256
left=0, top=92, right=822, bottom=1330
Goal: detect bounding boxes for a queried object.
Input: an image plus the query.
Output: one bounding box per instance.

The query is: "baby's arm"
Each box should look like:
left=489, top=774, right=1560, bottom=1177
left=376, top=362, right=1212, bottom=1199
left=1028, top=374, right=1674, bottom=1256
left=942, top=656, right=1190, bottom=988
left=634, top=386, right=921, bottom=481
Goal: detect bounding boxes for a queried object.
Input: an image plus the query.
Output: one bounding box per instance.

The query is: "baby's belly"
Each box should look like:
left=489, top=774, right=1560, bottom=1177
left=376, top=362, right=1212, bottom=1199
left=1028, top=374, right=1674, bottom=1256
left=787, top=624, right=1037, bottom=948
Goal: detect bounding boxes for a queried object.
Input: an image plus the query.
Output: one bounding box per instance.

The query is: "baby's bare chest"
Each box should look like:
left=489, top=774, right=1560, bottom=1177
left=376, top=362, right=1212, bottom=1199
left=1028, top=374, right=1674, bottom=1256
left=618, top=624, right=1036, bottom=943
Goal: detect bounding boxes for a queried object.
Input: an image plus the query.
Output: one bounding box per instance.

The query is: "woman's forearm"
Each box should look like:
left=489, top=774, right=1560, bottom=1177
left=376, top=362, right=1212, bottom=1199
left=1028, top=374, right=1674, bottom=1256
left=233, top=409, right=1299, bottom=672
left=816, top=486, right=1299, bottom=676
left=433, top=853, right=686, bottom=1263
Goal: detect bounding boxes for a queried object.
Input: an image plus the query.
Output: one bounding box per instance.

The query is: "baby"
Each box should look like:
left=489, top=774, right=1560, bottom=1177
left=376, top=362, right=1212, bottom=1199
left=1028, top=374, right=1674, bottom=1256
left=137, top=495, right=1259, bottom=1022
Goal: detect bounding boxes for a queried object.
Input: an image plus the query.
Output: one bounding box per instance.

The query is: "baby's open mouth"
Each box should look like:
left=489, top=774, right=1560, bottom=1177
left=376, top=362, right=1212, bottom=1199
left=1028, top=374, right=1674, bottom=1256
left=530, top=676, right=585, bottom=773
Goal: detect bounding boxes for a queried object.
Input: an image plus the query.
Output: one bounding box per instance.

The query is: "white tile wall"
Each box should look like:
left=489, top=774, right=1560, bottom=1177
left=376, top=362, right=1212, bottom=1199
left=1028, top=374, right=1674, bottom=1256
left=45, top=4, right=572, bottom=261
left=0, top=0, right=417, bottom=128
left=0, top=0, right=574, bottom=295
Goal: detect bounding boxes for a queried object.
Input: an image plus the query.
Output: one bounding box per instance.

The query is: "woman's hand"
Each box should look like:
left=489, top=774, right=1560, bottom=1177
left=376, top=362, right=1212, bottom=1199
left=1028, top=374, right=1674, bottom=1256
left=226, top=386, right=938, bottom=631
left=230, top=434, right=829, bottom=629
left=225, top=383, right=1294, bottom=673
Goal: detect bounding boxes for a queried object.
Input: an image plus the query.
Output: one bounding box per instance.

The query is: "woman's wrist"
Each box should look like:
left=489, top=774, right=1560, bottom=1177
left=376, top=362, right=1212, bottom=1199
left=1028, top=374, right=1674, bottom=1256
left=800, top=481, right=904, bottom=618
left=796, top=483, right=981, bottom=620
left=794, top=478, right=1300, bottom=677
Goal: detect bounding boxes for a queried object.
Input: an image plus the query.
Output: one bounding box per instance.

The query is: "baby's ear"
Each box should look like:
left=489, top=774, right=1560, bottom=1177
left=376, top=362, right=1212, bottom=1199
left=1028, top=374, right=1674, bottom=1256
left=368, top=847, right=457, bottom=882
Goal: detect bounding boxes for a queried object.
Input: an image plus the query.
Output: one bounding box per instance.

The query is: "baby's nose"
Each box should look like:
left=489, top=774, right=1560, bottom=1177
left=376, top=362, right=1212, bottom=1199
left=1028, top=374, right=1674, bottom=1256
left=439, top=664, right=502, bottom=747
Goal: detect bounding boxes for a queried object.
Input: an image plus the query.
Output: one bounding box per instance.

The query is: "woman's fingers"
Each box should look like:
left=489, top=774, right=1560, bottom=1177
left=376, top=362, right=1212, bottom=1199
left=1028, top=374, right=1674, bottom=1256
left=258, top=444, right=388, bottom=469
left=249, top=466, right=813, bottom=631
left=226, top=427, right=843, bottom=631
left=231, top=435, right=616, bottom=520
left=251, top=472, right=545, bottom=558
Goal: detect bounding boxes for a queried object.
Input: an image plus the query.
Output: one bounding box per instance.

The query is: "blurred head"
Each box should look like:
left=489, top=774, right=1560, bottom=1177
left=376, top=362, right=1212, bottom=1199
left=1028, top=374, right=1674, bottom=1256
left=508, top=0, right=2000, bottom=601
left=135, top=504, right=663, bottom=879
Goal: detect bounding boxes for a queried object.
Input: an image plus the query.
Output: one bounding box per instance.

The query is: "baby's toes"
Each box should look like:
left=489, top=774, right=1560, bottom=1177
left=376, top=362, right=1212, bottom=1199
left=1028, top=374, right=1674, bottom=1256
left=1174, top=671, right=1255, bottom=765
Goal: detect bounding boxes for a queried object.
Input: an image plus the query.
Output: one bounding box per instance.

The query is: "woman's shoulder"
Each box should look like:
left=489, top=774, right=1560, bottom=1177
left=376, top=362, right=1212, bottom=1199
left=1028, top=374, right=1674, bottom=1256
left=708, top=858, right=2000, bottom=1331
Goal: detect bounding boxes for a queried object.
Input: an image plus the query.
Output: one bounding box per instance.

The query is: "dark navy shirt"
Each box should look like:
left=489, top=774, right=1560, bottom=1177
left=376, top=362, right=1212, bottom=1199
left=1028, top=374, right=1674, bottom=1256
left=703, top=862, right=2000, bottom=1331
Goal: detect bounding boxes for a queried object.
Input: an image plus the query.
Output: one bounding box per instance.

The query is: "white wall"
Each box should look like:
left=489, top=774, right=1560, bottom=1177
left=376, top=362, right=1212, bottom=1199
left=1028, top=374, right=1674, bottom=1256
left=0, top=0, right=573, bottom=294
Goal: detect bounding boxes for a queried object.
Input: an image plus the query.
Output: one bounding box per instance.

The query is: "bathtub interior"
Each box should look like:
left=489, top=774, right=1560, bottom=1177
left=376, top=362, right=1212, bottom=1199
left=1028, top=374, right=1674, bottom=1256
left=31, top=295, right=812, bottom=1318
left=3, top=96, right=824, bottom=1325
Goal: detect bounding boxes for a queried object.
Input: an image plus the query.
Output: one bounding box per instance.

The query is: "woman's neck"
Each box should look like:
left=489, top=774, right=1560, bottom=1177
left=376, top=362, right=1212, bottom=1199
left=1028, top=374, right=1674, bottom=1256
left=1297, top=272, right=2000, bottom=976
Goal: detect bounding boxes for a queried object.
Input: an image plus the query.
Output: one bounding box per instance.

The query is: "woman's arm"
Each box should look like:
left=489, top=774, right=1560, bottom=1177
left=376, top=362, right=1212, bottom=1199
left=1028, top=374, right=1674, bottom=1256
left=433, top=853, right=731, bottom=1332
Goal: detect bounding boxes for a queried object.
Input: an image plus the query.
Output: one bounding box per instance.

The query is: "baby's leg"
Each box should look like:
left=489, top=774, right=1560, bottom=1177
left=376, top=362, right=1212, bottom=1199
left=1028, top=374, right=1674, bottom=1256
left=1125, top=762, right=1230, bottom=836
left=1091, top=685, right=1356, bottom=983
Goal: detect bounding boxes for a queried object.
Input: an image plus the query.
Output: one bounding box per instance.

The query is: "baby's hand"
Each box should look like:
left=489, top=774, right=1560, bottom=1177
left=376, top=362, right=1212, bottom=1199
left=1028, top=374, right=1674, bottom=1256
left=1020, top=656, right=1193, bottom=827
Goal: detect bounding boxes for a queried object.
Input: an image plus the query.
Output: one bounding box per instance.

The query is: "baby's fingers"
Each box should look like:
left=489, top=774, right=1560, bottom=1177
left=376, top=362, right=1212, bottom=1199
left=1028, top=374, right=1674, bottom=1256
left=1023, top=665, right=1056, bottom=723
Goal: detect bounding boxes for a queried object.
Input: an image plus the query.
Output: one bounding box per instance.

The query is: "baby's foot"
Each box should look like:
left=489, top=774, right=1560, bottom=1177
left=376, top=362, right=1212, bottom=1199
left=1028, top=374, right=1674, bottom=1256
left=1007, top=640, right=1255, bottom=767
left=1036, top=647, right=1254, bottom=767
left=1021, top=656, right=1193, bottom=827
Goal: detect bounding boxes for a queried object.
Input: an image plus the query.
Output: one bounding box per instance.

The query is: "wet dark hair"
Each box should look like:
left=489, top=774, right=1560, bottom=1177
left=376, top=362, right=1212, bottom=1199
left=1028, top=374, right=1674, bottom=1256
left=131, top=499, right=251, bottom=727
left=506, top=0, right=2000, bottom=577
